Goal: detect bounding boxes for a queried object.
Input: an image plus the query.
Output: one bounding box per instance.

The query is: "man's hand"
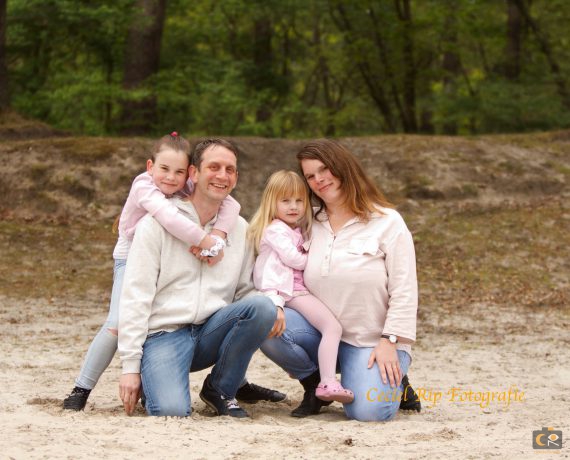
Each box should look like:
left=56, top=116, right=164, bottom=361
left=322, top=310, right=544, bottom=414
left=119, top=373, right=142, bottom=415
left=267, top=307, right=286, bottom=338
left=189, top=245, right=224, bottom=265
left=206, top=251, right=223, bottom=266
left=367, top=338, right=402, bottom=388
left=189, top=245, right=209, bottom=261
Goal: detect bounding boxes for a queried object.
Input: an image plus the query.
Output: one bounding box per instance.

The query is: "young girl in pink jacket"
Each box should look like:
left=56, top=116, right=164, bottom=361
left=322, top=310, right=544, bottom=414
left=249, top=170, right=354, bottom=404
left=63, top=133, right=240, bottom=411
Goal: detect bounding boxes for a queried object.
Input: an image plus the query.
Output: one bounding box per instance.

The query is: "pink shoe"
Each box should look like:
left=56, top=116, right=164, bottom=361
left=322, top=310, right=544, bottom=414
left=315, top=380, right=354, bottom=404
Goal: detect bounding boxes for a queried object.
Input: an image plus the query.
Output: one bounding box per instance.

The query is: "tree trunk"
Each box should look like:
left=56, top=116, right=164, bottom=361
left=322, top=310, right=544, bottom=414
left=104, top=60, right=114, bottom=133
left=0, top=0, right=9, bottom=110
left=330, top=3, right=397, bottom=132
left=419, top=109, right=434, bottom=134
left=441, top=2, right=462, bottom=135
left=312, top=16, right=336, bottom=136
left=395, top=0, right=417, bottom=132
left=252, top=15, right=273, bottom=125
left=119, top=0, right=167, bottom=135
left=513, top=0, right=570, bottom=110
left=504, top=0, right=522, bottom=80
left=367, top=6, right=406, bottom=132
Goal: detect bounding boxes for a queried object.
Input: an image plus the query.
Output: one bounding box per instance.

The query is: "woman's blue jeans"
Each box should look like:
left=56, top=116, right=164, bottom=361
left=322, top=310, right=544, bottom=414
left=261, top=308, right=411, bottom=421
left=141, top=295, right=276, bottom=416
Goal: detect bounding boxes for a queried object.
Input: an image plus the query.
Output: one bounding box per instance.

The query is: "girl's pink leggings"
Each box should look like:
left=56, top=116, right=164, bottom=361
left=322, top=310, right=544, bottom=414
left=287, top=294, right=342, bottom=383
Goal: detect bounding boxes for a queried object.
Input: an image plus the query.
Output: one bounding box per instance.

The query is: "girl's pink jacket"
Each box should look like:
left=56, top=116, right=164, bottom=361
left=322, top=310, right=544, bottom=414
left=118, top=172, right=239, bottom=247
left=253, top=219, right=307, bottom=297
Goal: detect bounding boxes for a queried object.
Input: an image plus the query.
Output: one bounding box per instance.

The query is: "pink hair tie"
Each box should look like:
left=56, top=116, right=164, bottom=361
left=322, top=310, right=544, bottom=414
left=170, top=131, right=178, bottom=137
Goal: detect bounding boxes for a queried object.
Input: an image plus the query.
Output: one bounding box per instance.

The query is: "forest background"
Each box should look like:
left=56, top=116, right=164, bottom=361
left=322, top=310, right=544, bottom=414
left=2, top=0, right=570, bottom=138
left=1, top=1, right=569, bottom=457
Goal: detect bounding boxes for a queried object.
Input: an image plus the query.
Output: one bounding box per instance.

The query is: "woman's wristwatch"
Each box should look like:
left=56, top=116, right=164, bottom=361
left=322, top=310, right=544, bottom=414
left=381, top=334, right=398, bottom=344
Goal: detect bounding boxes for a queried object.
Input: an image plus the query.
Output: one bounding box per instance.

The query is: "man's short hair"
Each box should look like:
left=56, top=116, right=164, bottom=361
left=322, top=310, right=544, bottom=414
left=191, top=138, right=240, bottom=169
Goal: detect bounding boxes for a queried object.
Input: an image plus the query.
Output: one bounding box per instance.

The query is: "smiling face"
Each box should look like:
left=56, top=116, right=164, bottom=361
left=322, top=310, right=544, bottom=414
left=275, top=195, right=306, bottom=228
left=300, top=158, right=343, bottom=208
left=189, top=144, right=238, bottom=204
left=146, top=147, right=190, bottom=196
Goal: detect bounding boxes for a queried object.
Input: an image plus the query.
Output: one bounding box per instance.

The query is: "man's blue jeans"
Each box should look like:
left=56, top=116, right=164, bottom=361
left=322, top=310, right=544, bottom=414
left=141, top=296, right=276, bottom=416
left=261, top=309, right=411, bottom=422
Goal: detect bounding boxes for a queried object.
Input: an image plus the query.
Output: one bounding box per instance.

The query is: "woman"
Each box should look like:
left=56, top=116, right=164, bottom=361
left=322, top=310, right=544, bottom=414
left=261, top=139, right=420, bottom=421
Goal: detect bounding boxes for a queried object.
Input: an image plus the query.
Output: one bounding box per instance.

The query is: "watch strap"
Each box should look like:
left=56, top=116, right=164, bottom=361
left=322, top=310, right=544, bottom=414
left=381, top=334, right=398, bottom=343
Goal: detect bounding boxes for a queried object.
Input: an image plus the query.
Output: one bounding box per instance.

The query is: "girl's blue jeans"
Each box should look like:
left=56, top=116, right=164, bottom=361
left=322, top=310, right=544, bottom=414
left=75, top=258, right=126, bottom=390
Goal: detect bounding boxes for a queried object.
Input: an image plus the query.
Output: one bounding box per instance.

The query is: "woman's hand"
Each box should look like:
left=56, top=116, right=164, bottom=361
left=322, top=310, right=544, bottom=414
left=367, top=338, right=402, bottom=388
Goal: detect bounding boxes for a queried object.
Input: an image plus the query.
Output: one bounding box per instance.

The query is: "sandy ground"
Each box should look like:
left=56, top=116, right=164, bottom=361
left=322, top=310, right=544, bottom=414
left=0, top=293, right=568, bottom=460
left=1, top=131, right=569, bottom=458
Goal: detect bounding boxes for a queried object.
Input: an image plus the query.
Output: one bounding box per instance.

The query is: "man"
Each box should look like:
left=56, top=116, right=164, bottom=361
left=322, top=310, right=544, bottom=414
left=118, top=138, right=286, bottom=418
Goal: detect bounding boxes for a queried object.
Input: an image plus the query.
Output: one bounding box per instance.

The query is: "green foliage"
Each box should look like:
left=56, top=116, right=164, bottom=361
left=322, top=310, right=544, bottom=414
left=4, top=0, right=570, bottom=137
left=7, top=0, right=132, bottom=134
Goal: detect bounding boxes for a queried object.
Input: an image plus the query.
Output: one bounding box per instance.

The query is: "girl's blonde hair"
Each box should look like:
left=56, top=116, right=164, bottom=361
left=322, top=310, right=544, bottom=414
left=248, top=170, right=313, bottom=254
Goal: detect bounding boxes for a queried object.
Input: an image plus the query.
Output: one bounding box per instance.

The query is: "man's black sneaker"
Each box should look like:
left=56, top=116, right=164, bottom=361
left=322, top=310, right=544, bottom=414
left=236, top=382, right=286, bottom=404
left=399, top=375, right=421, bottom=412
left=63, top=386, right=91, bottom=411
left=199, top=374, right=249, bottom=418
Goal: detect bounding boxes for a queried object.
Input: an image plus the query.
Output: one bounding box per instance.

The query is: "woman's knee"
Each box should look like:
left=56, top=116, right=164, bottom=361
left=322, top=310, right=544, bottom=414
left=344, top=398, right=399, bottom=422
left=260, top=328, right=295, bottom=364
left=260, top=335, right=281, bottom=357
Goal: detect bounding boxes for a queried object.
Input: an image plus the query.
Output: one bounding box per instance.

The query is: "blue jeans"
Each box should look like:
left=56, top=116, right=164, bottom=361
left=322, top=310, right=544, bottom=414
left=261, top=309, right=411, bottom=422
left=75, top=258, right=126, bottom=390
left=141, top=296, right=276, bottom=416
